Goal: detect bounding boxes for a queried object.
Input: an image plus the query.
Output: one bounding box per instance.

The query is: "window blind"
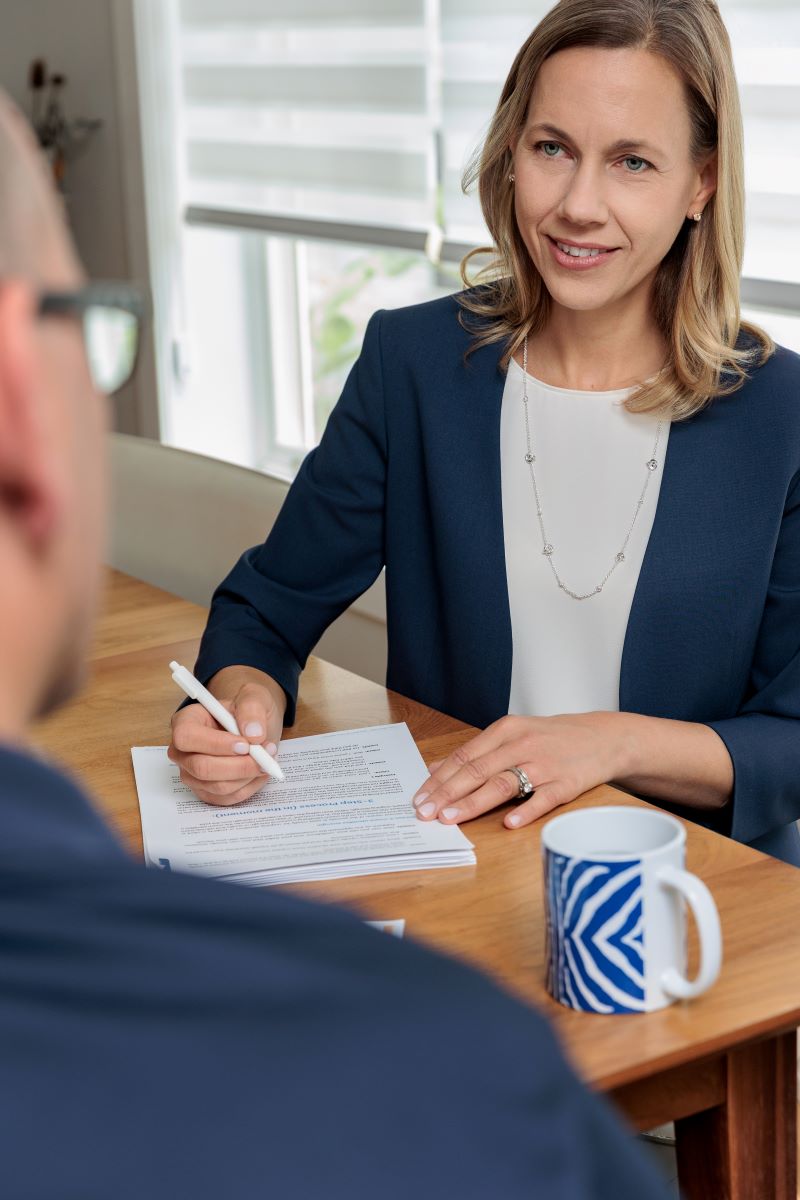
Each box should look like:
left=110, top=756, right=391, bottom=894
left=440, top=0, right=800, bottom=286
left=440, top=0, right=550, bottom=241
left=722, top=1, right=800, bottom=285
left=177, top=0, right=800, bottom=286
left=179, top=0, right=436, bottom=230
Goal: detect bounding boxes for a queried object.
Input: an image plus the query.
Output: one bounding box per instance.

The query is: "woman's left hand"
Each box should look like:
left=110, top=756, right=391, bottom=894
left=413, top=712, right=631, bottom=829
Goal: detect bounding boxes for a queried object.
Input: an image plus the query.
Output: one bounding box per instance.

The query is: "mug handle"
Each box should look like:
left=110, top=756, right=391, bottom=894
left=656, top=864, right=723, bottom=1000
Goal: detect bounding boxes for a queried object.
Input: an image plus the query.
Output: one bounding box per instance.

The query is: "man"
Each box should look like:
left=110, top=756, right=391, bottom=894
left=0, top=93, right=670, bottom=1199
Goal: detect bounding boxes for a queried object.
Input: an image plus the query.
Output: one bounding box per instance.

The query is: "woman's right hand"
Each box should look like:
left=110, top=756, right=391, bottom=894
left=168, top=666, right=287, bottom=806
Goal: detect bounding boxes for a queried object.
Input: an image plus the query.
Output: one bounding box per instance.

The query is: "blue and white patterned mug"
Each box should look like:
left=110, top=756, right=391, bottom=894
left=542, top=807, right=722, bottom=1014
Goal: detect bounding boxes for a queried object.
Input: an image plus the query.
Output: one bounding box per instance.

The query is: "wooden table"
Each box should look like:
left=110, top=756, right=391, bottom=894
left=33, top=571, right=800, bottom=1199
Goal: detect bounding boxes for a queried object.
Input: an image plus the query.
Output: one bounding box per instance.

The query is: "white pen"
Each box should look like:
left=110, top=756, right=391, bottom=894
left=168, top=660, right=286, bottom=782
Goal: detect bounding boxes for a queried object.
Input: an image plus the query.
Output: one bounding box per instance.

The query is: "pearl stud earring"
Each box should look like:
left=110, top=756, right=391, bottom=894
left=692, top=212, right=702, bottom=221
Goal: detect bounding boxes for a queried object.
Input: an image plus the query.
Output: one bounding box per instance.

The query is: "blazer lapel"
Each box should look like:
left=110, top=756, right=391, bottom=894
left=619, top=407, right=745, bottom=719
left=437, top=336, right=512, bottom=725
left=431, top=320, right=739, bottom=727
left=431, top=320, right=752, bottom=726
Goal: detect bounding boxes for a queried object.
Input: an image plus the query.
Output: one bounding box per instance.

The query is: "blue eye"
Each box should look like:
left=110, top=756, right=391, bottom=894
left=623, top=156, right=650, bottom=173
left=538, top=141, right=563, bottom=158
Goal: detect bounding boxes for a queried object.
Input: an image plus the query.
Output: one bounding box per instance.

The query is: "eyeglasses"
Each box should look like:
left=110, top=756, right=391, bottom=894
left=38, top=282, right=147, bottom=396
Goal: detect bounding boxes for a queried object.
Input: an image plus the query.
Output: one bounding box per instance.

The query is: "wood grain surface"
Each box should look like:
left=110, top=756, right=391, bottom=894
left=32, top=570, right=800, bottom=1197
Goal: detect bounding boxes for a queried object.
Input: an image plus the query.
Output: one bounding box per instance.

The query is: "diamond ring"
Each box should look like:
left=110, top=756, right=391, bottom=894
left=507, top=766, right=535, bottom=799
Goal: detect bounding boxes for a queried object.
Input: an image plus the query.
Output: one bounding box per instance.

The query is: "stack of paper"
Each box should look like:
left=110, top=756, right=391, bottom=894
left=132, top=722, right=475, bottom=886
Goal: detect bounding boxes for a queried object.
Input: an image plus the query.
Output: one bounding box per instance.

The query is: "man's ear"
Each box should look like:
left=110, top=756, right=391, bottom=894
left=0, top=280, right=60, bottom=551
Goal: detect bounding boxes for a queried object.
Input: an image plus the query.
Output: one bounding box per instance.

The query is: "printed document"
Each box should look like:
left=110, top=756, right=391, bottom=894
left=132, top=723, right=475, bottom=886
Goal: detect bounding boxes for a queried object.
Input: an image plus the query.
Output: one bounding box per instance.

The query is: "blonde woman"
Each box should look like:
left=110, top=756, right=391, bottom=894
left=170, top=0, right=800, bottom=866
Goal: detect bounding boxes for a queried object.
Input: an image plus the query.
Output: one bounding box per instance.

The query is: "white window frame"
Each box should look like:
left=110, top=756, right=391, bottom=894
left=117, top=0, right=800, bottom=459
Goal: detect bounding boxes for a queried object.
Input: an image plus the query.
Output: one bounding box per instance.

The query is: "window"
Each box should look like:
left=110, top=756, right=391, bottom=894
left=170, top=226, right=458, bottom=474
left=134, top=0, right=800, bottom=474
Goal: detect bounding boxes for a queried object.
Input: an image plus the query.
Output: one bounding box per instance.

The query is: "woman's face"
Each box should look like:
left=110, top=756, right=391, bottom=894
left=511, top=45, right=716, bottom=317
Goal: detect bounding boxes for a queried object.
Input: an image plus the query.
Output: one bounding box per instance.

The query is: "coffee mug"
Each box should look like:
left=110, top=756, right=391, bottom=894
left=541, top=806, right=722, bottom=1014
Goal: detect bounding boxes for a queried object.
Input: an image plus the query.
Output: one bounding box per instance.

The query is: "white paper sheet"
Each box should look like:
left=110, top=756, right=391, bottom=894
left=132, top=723, right=475, bottom=886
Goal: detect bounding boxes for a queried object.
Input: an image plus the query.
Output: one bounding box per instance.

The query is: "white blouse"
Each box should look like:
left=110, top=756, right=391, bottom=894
left=500, top=359, right=670, bottom=716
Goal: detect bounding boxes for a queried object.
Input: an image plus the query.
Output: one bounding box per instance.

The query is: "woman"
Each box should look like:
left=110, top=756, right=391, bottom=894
left=169, top=0, right=800, bottom=865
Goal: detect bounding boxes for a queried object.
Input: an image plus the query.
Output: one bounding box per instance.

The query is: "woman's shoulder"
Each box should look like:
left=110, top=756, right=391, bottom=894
left=717, top=331, right=800, bottom=466
left=374, top=286, right=496, bottom=349
left=764, top=339, right=800, bottom=384
left=735, top=328, right=800, bottom=394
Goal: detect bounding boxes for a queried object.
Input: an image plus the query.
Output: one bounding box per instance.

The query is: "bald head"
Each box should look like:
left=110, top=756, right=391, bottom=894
left=0, top=89, right=104, bottom=734
left=0, top=91, right=80, bottom=284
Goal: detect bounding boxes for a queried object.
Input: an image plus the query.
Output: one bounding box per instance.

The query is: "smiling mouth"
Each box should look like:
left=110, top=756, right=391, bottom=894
left=548, top=236, right=619, bottom=258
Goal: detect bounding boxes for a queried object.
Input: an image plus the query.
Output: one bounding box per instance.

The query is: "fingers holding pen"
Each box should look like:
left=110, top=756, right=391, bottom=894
left=229, top=680, right=282, bottom=748
left=170, top=705, right=275, bottom=765
left=168, top=668, right=287, bottom=804
left=180, top=775, right=267, bottom=808
left=169, top=701, right=278, bottom=806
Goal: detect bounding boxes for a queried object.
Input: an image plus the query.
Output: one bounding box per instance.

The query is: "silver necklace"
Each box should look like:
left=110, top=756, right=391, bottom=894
left=521, top=337, right=664, bottom=601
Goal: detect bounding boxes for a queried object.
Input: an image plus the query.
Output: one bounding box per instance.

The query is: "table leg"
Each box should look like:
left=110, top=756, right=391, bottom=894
left=674, top=1032, right=797, bottom=1200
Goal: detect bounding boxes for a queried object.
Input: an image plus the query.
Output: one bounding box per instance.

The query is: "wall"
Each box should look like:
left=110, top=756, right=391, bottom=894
left=0, top=0, right=141, bottom=433
left=0, top=3, right=389, bottom=684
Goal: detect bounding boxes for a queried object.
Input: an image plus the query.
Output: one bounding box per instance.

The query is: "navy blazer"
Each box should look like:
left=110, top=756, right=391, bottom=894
left=0, top=744, right=669, bottom=1199
left=196, top=293, right=800, bottom=865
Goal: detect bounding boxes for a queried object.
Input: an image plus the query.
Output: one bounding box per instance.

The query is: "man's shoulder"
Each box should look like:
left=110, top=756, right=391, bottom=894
left=0, top=743, right=127, bottom=866
left=0, top=749, right=562, bottom=1091
left=0, top=795, right=577, bottom=1126
left=0, top=741, right=524, bottom=1034
left=46, top=851, right=532, bottom=1031
left=0, top=750, right=670, bottom=1200
left=0, top=761, right=514, bottom=1031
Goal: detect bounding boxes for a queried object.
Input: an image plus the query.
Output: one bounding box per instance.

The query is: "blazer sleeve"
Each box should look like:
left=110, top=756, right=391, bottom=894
left=192, top=309, right=388, bottom=724
left=704, top=468, right=800, bottom=846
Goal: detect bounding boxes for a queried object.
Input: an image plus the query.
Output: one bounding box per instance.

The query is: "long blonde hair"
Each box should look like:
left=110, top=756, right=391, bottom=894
left=459, top=0, right=774, bottom=419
